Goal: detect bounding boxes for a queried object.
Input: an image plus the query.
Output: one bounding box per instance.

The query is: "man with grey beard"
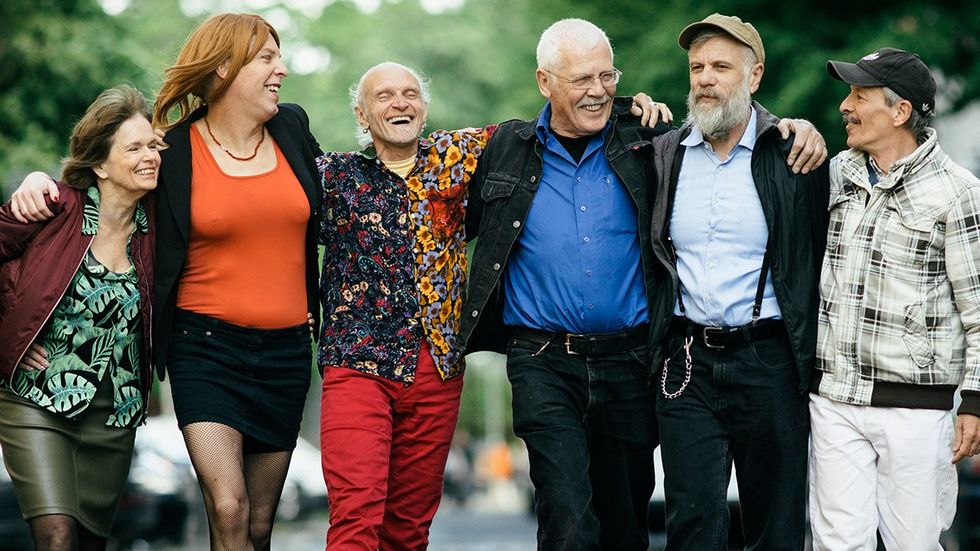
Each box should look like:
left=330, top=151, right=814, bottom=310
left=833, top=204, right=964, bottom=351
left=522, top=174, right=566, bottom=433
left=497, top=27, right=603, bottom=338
left=647, top=14, right=830, bottom=550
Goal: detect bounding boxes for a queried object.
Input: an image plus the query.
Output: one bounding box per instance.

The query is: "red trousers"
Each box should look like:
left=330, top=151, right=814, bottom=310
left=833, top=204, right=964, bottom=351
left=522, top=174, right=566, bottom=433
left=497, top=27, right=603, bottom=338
left=320, top=344, right=463, bottom=550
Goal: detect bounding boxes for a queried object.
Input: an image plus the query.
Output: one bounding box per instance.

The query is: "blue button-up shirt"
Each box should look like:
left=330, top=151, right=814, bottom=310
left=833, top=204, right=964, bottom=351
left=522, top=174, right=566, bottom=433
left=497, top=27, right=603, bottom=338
left=502, top=103, right=648, bottom=334
left=670, top=109, right=781, bottom=326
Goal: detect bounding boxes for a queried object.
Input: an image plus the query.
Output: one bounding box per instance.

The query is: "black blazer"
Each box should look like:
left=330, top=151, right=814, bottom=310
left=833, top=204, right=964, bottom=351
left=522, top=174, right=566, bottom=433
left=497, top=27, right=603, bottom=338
left=153, top=103, right=323, bottom=375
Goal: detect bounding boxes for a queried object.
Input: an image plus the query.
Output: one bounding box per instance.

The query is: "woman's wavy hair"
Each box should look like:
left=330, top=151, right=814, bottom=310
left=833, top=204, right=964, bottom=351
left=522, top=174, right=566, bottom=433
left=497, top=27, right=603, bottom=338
left=61, top=85, right=150, bottom=190
left=153, top=13, right=279, bottom=130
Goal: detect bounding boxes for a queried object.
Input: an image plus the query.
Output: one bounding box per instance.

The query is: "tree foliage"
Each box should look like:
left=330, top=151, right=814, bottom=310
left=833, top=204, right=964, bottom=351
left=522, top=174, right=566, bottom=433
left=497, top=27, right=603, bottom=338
left=0, top=0, right=156, bottom=192
left=2, top=0, right=978, bottom=194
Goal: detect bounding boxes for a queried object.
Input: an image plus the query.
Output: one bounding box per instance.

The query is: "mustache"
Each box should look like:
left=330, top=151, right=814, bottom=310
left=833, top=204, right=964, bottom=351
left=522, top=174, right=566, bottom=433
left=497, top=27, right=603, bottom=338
left=693, top=87, right=719, bottom=101
left=576, top=95, right=611, bottom=108
left=842, top=114, right=859, bottom=126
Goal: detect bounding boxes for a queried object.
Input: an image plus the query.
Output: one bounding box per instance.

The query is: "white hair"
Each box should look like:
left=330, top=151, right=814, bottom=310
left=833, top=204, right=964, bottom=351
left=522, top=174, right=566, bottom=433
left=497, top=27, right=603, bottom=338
left=536, top=18, right=614, bottom=72
left=882, top=86, right=931, bottom=144
left=348, top=62, right=432, bottom=148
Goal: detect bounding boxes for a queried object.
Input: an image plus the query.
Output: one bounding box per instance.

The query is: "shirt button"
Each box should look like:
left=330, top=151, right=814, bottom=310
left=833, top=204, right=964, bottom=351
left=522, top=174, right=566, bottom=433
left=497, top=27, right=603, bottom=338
left=580, top=205, right=587, bottom=212
left=471, top=310, right=479, bottom=317
left=512, top=220, right=521, bottom=228
left=577, top=177, right=582, bottom=182
left=205, top=331, right=212, bottom=336
left=530, top=176, right=537, bottom=183
left=587, top=304, right=595, bottom=310
left=583, top=237, right=590, bottom=243
left=492, top=263, right=501, bottom=271
left=586, top=270, right=592, bottom=276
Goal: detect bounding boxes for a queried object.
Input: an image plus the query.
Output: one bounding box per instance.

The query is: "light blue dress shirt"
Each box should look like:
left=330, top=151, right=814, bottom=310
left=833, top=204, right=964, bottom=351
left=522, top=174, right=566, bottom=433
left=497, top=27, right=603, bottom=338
left=501, top=102, right=648, bottom=334
left=669, top=109, right=781, bottom=326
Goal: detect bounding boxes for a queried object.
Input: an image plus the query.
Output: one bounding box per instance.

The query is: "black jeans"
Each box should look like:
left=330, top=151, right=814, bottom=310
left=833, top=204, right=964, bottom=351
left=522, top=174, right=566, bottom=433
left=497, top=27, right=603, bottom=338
left=506, top=335, right=657, bottom=551
left=656, top=331, right=808, bottom=551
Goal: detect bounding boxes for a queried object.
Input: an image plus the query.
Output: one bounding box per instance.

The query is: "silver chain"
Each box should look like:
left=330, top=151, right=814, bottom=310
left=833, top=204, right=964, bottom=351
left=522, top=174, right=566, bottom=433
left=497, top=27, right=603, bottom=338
left=660, top=336, right=693, bottom=400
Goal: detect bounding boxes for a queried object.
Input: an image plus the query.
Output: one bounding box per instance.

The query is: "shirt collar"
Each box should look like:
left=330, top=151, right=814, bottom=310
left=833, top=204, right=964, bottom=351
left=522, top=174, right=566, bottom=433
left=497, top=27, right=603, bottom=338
left=533, top=101, right=612, bottom=145
left=356, top=136, right=430, bottom=161
left=82, top=186, right=149, bottom=236
left=681, top=106, right=759, bottom=152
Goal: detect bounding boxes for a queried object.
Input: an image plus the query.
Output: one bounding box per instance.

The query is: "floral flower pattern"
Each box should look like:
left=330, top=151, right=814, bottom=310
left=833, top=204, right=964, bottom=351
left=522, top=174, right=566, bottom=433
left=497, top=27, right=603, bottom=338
left=317, top=127, right=494, bottom=383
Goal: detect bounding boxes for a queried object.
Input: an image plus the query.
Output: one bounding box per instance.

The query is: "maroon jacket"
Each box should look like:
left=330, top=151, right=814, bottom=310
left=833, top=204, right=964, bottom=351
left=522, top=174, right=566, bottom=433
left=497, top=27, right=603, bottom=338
left=0, top=183, right=156, bottom=406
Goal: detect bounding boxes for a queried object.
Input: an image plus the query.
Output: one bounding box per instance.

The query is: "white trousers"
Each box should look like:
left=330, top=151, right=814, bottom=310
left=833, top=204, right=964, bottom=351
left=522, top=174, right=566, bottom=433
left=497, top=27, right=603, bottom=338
left=808, top=393, right=957, bottom=551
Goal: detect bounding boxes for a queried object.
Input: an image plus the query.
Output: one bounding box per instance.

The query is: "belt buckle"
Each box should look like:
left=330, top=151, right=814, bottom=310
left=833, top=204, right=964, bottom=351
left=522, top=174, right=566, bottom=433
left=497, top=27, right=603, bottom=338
left=702, top=326, right=727, bottom=350
left=564, top=333, right=584, bottom=355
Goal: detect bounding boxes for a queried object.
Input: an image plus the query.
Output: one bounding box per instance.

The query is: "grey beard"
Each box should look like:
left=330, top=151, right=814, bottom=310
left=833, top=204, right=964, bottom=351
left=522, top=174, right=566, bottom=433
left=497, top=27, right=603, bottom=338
left=684, top=82, right=752, bottom=141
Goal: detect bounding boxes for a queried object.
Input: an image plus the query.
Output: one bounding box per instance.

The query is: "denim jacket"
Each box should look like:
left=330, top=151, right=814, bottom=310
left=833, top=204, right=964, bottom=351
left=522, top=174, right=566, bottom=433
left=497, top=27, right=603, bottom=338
left=460, top=98, right=665, bottom=354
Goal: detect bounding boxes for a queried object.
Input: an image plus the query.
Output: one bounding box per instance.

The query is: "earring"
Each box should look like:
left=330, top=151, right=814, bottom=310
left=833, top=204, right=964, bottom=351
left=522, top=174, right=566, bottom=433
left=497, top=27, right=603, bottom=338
left=361, top=127, right=369, bottom=134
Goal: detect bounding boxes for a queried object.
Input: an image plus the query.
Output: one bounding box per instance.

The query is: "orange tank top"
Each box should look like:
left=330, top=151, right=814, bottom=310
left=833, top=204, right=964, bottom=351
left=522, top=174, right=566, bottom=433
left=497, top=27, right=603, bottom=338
left=176, top=125, right=310, bottom=329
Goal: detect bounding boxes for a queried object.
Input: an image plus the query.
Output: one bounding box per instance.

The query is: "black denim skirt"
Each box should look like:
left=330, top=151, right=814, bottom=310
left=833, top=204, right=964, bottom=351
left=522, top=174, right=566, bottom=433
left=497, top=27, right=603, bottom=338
left=166, top=309, right=312, bottom=451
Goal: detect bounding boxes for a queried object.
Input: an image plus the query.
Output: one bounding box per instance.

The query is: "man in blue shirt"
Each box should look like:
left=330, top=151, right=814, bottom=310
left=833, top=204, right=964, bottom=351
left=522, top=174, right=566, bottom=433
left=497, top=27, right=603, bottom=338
left=648, top=14, right=830, bottom=550
left=462, top=20, right=662, bottom=550
left=461, top=17, right=825, bottom=551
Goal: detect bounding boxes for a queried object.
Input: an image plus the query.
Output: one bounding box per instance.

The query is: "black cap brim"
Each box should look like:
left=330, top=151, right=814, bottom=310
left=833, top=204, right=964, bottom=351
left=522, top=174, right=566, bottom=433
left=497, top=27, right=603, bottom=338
left=827, top=60, right=884, bottom=87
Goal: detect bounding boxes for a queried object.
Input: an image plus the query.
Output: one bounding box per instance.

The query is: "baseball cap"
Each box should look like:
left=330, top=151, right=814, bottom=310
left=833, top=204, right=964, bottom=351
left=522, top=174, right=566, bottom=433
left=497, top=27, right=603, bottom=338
left=678, top=13, right=765, bottom=65
left=827, top=48, right=936, bottom=116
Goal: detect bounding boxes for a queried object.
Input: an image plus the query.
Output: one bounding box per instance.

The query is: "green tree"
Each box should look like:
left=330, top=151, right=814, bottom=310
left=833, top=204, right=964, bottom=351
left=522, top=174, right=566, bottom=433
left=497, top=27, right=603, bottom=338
left=0, top=0, right=156, bottom=195
left=523, top=0, right=980, bottom=155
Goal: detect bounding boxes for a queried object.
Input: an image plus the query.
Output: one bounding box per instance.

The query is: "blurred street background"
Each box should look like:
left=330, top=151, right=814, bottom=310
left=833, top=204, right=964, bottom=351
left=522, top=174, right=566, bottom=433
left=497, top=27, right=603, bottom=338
left=2, top=0, right=980, bottom=549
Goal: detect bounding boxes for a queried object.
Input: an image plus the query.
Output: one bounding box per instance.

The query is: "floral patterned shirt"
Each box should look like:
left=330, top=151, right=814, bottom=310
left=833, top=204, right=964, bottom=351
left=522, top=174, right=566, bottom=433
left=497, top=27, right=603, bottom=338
left=317, top=127, right=494, bottom=383
left=7, top=187, right=147, bottom=428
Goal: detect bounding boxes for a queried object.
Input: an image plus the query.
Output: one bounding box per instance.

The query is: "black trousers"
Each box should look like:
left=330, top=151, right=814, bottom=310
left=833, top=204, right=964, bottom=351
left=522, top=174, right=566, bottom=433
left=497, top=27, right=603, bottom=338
left=506, top=335, right=657, bottom=551
left=656, top=332, right=809, bottom=551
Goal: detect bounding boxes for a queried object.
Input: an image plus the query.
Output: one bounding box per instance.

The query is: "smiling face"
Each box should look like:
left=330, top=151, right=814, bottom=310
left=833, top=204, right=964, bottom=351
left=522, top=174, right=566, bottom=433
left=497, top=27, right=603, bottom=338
left=355, top=64, right=428, bottom=161
left=536, top=42, right=615, bottom=138
left=93, top=115, right=160, bottom=197
left=222, top=33, right=287, bottom=121
left=839, top=85, right=907, bottom=154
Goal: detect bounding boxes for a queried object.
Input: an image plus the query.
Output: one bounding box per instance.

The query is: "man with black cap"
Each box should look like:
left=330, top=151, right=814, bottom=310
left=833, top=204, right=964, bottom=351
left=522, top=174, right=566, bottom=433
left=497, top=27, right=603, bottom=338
left=647, top=13, right=830, bottom=551
left=810, top=48, right=980, bottom=550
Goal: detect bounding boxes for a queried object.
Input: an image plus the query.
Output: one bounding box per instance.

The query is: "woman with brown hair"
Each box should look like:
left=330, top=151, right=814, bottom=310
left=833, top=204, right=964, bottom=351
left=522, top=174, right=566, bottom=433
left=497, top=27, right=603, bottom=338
left=150, top=13, right=322, bottom=550
left=10, top=13, right=322, bottom=551
left=0, top=84, right=158, bottom=551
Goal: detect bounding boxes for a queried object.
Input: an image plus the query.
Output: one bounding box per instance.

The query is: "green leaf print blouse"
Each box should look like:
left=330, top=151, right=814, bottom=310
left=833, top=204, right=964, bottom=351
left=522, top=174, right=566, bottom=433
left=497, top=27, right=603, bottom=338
left=8, top=187, right=148, bottom=428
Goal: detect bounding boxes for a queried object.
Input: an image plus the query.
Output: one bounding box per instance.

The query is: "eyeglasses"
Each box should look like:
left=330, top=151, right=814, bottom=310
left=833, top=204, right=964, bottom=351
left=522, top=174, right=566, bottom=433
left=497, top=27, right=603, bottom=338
left=544, top=68, right=622, bottom=90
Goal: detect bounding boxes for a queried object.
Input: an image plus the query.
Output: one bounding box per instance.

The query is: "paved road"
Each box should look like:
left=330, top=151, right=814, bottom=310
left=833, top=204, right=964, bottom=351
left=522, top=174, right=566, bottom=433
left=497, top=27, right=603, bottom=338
left=145, top=507, right=540, bottom=551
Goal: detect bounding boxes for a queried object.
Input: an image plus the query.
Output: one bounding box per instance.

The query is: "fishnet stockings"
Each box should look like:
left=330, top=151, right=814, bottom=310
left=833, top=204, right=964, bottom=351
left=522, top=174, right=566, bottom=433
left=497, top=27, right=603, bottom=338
left=182, top=422, right=293, bottom=551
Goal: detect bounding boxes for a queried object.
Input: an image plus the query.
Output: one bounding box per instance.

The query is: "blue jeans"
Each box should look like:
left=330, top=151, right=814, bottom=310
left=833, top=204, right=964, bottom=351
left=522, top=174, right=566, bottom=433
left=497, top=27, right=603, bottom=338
left=656, top=330, right=808, bottom=551
left=506, top=335, right=657, bottom=551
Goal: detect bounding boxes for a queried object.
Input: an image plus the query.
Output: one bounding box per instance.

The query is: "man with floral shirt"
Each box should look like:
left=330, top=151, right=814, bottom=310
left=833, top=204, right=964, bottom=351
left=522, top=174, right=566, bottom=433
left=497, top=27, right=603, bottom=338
left=316, top=62, right=492, bottom=550
left=315, top=62, right=667, bottom=550
left=811, top=48, right=980, bottom=550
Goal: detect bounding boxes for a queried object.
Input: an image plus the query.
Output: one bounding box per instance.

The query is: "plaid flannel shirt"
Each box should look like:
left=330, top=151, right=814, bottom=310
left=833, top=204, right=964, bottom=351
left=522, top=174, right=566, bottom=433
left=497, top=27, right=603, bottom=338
left=815, top=129, right=980, bottom=415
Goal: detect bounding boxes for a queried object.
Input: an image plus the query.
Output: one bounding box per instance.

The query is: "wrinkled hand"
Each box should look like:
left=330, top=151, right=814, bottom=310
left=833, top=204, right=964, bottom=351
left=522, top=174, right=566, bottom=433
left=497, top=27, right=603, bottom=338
left=953, top=413, right=980, bottom=464
left=10, top=171, right=59, bottom=223
left=776, top=118, right=828, bottom=174
left=630, top=93, right=673, bottom=128
left=16, top=343, right=48, bottom=372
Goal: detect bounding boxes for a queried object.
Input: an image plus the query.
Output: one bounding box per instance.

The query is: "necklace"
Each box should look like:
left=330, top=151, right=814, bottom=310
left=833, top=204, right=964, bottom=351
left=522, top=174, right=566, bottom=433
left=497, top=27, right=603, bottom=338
left=204, top=116, right=265, bottom=161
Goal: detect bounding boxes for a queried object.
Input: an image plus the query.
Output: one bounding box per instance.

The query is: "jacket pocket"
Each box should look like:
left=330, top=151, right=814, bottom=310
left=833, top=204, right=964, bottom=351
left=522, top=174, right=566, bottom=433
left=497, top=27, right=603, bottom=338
left=902, top=302, right=935, bottom=368
left=481, top=174, right=518, bottom=201
left=878, top=205, right=938, bottom=267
